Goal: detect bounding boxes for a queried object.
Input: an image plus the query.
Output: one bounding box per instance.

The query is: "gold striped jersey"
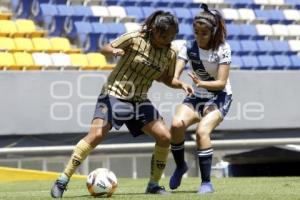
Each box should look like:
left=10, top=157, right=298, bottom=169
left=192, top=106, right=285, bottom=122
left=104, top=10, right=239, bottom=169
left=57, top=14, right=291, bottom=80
left=102, top=31, right=177, bottom=102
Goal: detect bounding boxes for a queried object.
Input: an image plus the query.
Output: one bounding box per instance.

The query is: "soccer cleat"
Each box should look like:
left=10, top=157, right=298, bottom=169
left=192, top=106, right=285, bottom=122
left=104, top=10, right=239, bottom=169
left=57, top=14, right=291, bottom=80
left=50, top=179, right=68, bottom=198
left=197, top=182, right=214, bottom=194
left=169, top=162, right=188, bottom=190
left=145, top=184, right=170, bottom=195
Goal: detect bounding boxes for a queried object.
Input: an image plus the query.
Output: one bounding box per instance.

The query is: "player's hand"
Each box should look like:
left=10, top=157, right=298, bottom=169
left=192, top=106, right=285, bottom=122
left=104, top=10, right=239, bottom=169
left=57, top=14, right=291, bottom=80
left=181, top=82, right=194, bottom=95
left=188, top=71, right=202, bottom=87
left=112, top=48, right=125, bottom=57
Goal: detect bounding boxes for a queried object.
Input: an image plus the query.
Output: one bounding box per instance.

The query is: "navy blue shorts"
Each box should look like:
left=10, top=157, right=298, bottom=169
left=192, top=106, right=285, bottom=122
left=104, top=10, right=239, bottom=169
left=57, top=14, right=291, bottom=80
left=183, top=92, right=233, bottom=118
left=93, top=94, right=162, bottom=137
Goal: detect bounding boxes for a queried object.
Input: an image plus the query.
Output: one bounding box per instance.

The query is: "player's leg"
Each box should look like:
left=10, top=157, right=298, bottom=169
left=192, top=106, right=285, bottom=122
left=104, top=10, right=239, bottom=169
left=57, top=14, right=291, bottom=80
left=142, top=119, right=171, bottom=195
left=169, top=104, right=200, bottom=190
left=196, top=106, right=222, bottom=194
left=51, top=118, right=111, bottom=198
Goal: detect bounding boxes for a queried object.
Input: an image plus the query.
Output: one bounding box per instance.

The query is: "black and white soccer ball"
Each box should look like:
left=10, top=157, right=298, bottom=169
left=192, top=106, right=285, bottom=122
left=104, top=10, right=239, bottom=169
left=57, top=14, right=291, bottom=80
left=86, top=168, right=118, bottom=197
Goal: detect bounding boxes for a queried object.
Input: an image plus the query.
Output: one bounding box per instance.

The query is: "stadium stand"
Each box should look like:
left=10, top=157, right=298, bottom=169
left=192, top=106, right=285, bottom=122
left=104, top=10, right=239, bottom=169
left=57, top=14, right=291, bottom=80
left=0, top=0, right=298, bottom=71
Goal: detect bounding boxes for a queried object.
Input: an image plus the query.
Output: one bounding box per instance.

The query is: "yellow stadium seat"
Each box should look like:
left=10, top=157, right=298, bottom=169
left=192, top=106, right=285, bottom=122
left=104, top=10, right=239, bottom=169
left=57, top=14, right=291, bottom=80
left=0, top=37, right=16, bottom=52
left=32, top=37, right=57, bottom=53
left=69, top=53, right=95, bottom=70
left=13, top=52, right=42, bottom=70
left=0, top=20, right=23, bottom=37
left=0, top=52, right=18, bottom=70
left=0, top=12, right=12, bottom=20
left=14, top=38, right=35, bottom=52
left=50, top=37, right=81, bottom=53
left=15, top=19, right=45, bottom=37
left=86, top=53, right=115, bottom=70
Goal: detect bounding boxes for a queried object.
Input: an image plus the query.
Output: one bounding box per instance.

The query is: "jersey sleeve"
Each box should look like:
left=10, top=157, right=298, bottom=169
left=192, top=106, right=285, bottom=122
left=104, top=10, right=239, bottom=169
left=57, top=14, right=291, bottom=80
left=218, top=42, right=231, bottom=64
left=166, top=49, right=177, bottom=77
left=177, top=42, right=188, bottom=61
left=111, top=32, right=136, bottom=49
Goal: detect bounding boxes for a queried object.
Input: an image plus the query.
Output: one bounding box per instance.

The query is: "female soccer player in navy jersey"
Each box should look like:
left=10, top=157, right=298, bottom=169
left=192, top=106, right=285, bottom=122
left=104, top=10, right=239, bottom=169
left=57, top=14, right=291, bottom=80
left=50, top=11, right=193, bottom=198
left=169, top=4, right=232, bottom=194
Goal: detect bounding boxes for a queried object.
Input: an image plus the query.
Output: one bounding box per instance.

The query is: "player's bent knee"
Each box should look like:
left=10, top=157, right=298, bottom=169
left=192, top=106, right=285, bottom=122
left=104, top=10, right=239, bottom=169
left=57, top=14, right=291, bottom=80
left=171, top=118, right=185, bottom=130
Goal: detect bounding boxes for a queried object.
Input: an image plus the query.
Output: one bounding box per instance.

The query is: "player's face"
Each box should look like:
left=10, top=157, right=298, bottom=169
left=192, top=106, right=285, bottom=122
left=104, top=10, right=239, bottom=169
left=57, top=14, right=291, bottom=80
left=193, top=22, right=213, bottom=49
left=151, top=26, right=177, bottom=48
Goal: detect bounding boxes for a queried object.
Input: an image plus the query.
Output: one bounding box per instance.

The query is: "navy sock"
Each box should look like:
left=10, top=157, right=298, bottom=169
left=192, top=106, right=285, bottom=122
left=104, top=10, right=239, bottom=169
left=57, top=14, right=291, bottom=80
left=171, top=141, right=185, bottom=167
left=197, top=147, right=213, bottom=183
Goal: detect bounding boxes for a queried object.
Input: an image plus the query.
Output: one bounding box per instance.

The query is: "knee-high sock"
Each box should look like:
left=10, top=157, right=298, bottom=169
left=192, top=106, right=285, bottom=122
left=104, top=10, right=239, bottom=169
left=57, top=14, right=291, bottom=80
left=171, top=141, right=185, bottom=167
left=63, top=139, right=94, bottom=178
left=149, top=145, right=169, bottom=184
left=197, top=147, right=213, bottom=183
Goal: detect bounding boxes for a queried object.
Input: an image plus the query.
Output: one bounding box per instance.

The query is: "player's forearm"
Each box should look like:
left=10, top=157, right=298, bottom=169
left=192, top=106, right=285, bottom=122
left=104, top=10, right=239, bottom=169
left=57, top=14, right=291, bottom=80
left=100, top=44, right=114, bottom=56
left=164, top=77, right=184, bottom=89
left=196, top=80, right=226, bottom=91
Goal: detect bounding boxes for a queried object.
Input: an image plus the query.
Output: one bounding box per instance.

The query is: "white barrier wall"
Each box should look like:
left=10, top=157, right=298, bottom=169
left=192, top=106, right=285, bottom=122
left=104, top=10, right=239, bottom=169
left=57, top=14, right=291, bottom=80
left=0, top=70, right=300, bottom=135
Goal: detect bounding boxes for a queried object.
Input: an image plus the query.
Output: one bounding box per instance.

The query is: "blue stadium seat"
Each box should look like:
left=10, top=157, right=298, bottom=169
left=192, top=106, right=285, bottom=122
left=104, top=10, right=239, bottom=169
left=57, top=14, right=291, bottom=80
left=227, top=24, right=241, bottom=40
left=48, top=5, right=74, bottom=36
left=224, top=0, right=256, bottom=8
left=289, top=55, right=300, bottom=70
left=273, top=55, right=292, bottom=70
left=190, top=8, right=203, bottom=19
left=104, top=0, right=121, bottom=6
left=89, top=22, right=109, bottom=51
left=136, top=0, right=155, bottom=7
left=239, top=24, right=260, bottom=39
left=73, top=5, right=99, bottom=22
left=105, top=23, right=126, bottom=42
left=240, top=40, right=258, bottom=55
left=141, top=7, right=156, bottom=18
left=52, top=0, right=68, bottom=4
left=227, top=40, right=241, bottom=55
left=241, top=55, right=260, bottom=70
left=256, top=40, right=274, bottom=55
left=173, top=8, right=193, bottom=23
left=178, top=23, right=193, bottom=40
left=257, top=55, right=276, bottom=70
left=74, top=21, right=93, bottom=50
left=40, top=4, right=58, bottom=33
left=285, top=0, right=300, bottom=9
left=231, top=55, right=243, bottom=69
left=272, top=40, right=293, bottom=55
left=12, top=0, right=33, bottom=18
left=268, top=10, right=285, bottom=24
left=152, top=0, right=171, bottom=8
left=31, top=0, right=51, bottom=23
left=125, top=6, right=145, bottom=22
left=254, top=9, right=269, bottom=22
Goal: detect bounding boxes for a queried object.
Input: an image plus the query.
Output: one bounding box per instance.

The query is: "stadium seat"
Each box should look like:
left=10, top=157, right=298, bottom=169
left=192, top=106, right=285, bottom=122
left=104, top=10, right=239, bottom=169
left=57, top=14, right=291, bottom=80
left=241, top=55, right=260, bottom=70
left=178, top=23, right=193, bottom=40
left=14, top=38, right=35, bottom=52
left=257, top=55, right=276, bottom=70
left=88, top=22, right=109, bottom=51
left=50, top=53, right=74, bottom=69
left=107, top=6, right=134, bottom=22
left=69, top=53, right=95, bottom=70
left=256, top=24, right=273, bottom=37
left=32, top=52, right=53, bottom=68
left=90, top=6, right=112, bottom=22
left=238, top=8, right=256, bottom=21
left=253, top=0, right=269, bottom=6
left=74, top=21, right=93, bottom=49
left=256, top=40, right=274, bottom=55
left=239, top=24, right=260, bottom=39
left=31, top=0, right=51, bottom=23
left=0, top=20, right=23, bottom=37
left=240, top=40, right=258, bottom=55
left=141, top=7, right=155, bottom=19
left=288, top=40, right=300, bottom=52
left=271, top=24, right=289, bottom=38
left=32, top=37, right=55, bottom=52
left=86, top=52, right=115, bottom=70
left=39, top=4, right=58, bottom=33
left=125, top=6, right=145, bottom=22
left=0, top=52, right=18, bottom=70
left=15, top=19, right=46, bottom=37
left=0, top=11, right=12, bottom=20
left=283, top=9, right=300, bottom=22
left=287, top=25, right=300, bottom=38
left=227, top=40, right=242, bottom=55
left=13, top=52, right=42, bottom=70
left=12, top=0, right=33, bottom=18
left=105, top=23, right=126, bottom=42
left=273, top=55, right=291, bottom=70
left=231, top=55, right=243, bottom=69
left=124, top=22, right=141, bottom=32
left=50, top=37, right=81, bottom=53
left=173, top=8, right=193, bottom=23
left=272, top=40, right=292, bottom=55
left=227, top=24, right=241, bottom=39
left=289, top=55, right=300, bottom=70
left=221, top=8, right=240, bottom=22
left=0, top=37, right=16, bottom=52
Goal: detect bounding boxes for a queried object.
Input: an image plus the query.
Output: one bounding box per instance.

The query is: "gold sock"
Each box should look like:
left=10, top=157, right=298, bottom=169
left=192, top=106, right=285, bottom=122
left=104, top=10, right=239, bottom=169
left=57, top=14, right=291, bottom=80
left=63, top=139, right=94, bottom=178
left=149, top=145, right=169, bottom=184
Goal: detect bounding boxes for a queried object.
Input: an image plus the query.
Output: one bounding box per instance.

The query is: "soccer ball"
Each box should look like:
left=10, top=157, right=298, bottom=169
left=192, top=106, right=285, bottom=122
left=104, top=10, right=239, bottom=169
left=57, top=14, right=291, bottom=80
left=86, top=168, right=118, bottom=197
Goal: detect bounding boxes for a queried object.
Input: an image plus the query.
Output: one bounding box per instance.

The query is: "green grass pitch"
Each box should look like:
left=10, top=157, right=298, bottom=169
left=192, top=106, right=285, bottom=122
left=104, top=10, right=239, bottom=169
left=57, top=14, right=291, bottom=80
left=1, top=177, right=300, bottom=200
